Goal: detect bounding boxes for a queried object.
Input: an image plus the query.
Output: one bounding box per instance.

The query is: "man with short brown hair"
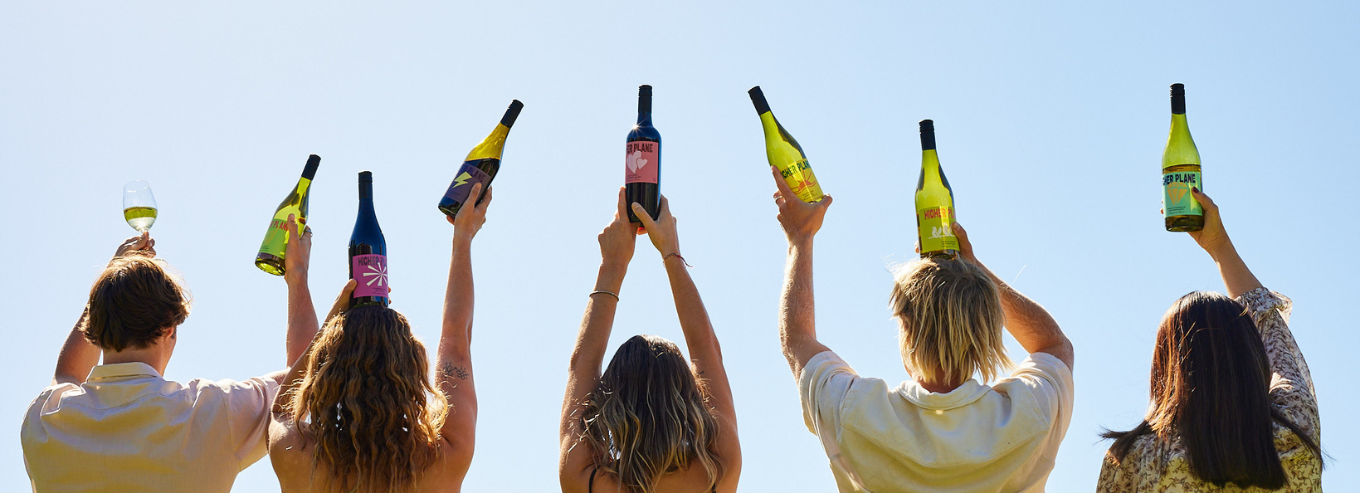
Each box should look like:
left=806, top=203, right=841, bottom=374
left=22, top=221, right=319, bottom=492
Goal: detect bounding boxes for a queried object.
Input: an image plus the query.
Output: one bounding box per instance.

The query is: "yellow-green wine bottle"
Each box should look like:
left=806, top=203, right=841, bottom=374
left=439, top=100, right=523, bottom=218
left=1162, top=83, right=1203, bottom=232
left=749, top=86, right=824, bottom=203
left=255, top=154, right=320, bottom=275
left=915, top=120, right=958, bottom=259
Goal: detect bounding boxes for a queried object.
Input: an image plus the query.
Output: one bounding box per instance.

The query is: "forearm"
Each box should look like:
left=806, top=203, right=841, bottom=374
left=53, top=309, right=100, bottom=385
left=975, top=262, right=1067, bottom=353
left=1208, top=239, right=1262, bottom=299
left=285, top=276, right=318, bottom=365
left=780, top=239, right=824, bottom=374
left=664, top=258, right=719, bottom=357
left=442, top=237, right=475, bottom=354
left=568, top=264, right=624, bottom=371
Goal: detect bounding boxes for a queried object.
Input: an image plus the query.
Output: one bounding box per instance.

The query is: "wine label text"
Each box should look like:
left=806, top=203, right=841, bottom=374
left=625, top=141, right=660, bottom=184
left=351, top=254, right=390, bottom=299
left=1162, top=170, right=1203, bottom=217
left=443, top=162, right=494, bottom=205
left=917, top=206, right=959, bottom=253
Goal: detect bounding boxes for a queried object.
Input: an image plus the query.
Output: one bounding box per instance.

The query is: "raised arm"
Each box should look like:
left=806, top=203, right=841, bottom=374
left=559, top=189, right=635, bottom=492
left=952, top=223, right=1073, bottom=370
left=770, top=167, right=834, bottom=378
left=282, top=216, right=319, bottom=371
left=436, top=182, right=492, bottom=476
left=633, top=196, right=742, bottom=490
left=1185, top=188, right=1262, bottom=298
left=274, top=280, right=355, bottom=415
left=52, top=233, right=156, bottom=386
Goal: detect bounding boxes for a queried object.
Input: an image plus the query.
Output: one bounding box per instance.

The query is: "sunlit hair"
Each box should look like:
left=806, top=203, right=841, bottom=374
left=890, top=258, right=1012, bottom=384
left=1102, top=291, right=1323, bottom=488
left=288, top=306, right=447, bottom=493
left=84, top=254, right=191, bottom=351
left=577, top=335, right=723, bottom=493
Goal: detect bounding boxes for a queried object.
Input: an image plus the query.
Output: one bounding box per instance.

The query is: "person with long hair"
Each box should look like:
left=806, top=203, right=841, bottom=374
left=268, top=182, right=494, bottom=493
left=559, top=190, right=742, bottom=493
left=1098, top=188, right=1323, bottom=491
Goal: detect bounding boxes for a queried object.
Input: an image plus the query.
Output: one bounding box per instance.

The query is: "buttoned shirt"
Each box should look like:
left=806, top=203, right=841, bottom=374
left=21, top=362, right=279, bottom=493
left=800, top=351, right=1074, bottom=493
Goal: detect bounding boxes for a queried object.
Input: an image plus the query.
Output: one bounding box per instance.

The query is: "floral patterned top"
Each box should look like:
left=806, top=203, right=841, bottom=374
left=1096, top=288, right=1322, bottom=492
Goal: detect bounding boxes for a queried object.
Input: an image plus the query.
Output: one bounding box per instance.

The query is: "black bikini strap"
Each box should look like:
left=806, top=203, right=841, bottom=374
left=588, top=466, right=597, bottom=493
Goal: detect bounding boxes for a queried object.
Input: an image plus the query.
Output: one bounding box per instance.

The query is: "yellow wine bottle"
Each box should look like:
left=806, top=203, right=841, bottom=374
left=255, top=154, right=320, bottom=276
left=1162, top=83, right=1204, bottom=232
left=915, top=120, right=958, bottom=259
left=439, top=100, right=523, bottom=218
left=749, top=86, right=824, bottom=202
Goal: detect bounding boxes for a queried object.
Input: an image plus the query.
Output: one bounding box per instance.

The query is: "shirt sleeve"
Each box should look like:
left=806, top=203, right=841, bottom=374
left=219, top=376, right=281, bottom=469
left=1002, top=352, right=1075, bottom=427
left=1237, top=288, right=1320, bottom=443
left=798, top=351, right=857, bottom=440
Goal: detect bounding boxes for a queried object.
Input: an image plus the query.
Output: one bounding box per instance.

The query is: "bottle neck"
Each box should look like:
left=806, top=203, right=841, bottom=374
left=921, top=149, right=942, bottom=177
left=358, top=181, right=375, bottom=214
left=636, top=110, right=652, bottom=126
left=758, top=111, right=780, bottom=139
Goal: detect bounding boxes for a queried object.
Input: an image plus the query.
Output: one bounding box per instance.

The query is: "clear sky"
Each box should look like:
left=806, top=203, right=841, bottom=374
left=3, top=1, right=1356, bottom=491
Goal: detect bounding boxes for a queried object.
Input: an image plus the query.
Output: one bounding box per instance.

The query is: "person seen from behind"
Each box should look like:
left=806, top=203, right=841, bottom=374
left=770, top=167, right=1075, bottom=492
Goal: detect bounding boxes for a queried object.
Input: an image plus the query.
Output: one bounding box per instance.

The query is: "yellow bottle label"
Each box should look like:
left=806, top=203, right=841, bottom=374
left=917, top=205, right=958, bottom=253
left=777, top=158, right=824, bottom=202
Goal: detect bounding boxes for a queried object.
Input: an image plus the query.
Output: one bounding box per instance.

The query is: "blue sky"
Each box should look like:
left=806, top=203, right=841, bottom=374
left=3, top=1, right=1356, bottom=490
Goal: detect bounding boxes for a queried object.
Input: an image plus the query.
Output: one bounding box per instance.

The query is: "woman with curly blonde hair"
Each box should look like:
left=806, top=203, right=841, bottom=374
left=269, top=183, right=494, bottom=493
left=559, top=190, right=742, bottom=493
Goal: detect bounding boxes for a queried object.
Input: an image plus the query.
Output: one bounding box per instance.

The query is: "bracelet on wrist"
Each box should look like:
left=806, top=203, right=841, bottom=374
left=589, top=290, right=620, bottom=302
left=662, top=252, right=692, bottom=267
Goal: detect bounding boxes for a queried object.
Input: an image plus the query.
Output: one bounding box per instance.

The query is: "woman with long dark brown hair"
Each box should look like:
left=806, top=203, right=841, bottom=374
left=559, top=190, right=741, bottom=493
left=1098, top=188, right=1323, bottom=491
left=268, top=183, right=494, bottom=493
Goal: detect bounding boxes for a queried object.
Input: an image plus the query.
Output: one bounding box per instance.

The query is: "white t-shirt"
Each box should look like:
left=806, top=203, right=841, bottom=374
left=22, top=362, right=278, bottom=493
left=799, top=351, right=1074, bottom=493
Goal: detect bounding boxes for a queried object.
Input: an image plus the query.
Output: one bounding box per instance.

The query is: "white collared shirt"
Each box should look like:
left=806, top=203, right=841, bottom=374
left=21, top=362, right=279, bottom=493
left=800, top=351, right=1074, bottom=493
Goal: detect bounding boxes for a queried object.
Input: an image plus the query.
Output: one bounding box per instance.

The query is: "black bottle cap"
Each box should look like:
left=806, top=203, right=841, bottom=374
left=302, top=154, right=321, bottom=180
left=748, top=86, right=771, bottom=115
left=638, top=85, right=652, bottom=114
left=358, top=171, right=372, bottom=199
left=502, top=100, right=524, bottom=128
left=1170, top=83, right=1186, bottom=114
left=919, top=119, right=936, bottom=150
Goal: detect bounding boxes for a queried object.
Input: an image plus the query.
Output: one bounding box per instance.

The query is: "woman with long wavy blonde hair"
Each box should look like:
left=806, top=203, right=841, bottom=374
left=559, top=190, right=742, bottom=493
left=269, top=183, right=494, bottom=493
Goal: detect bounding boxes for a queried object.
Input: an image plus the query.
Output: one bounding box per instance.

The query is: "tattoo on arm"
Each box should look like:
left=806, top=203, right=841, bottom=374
left=440, top=362, right=470, bottom=381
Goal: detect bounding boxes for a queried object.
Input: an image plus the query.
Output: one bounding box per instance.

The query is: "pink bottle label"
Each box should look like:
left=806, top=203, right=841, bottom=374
left=443, top=163, right=493, bottom=203
left=351, top=254, right=389, bottom=298
left=624, top=141, right=659, bottom=184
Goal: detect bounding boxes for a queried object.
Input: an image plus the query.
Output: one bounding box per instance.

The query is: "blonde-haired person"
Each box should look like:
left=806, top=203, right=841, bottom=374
left=23, top=222, right=311, bottom=492
left=559, top=190, right=741, bottom=493
left=268, top=182, right=493, bottom=492
left=770, top=167, right=1075, bottom=492
left=1097, top=189, right=1323, bottom=491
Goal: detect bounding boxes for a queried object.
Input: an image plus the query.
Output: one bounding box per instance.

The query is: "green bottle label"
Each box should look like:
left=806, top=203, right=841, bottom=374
left=258, top=217, right=290, bottom=258
left=1162, top=170, right=1203, bottom=217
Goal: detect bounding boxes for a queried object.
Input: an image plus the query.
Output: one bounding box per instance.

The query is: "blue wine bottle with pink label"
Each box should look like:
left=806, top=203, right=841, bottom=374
left=349, top=171, right=389, bottom=307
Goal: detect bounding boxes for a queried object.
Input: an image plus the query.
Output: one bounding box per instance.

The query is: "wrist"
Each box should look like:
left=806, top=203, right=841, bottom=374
left=787, top=236, right=814, bottom=253
left=597, top=263, right=627, bottom=291
left=285, top=272, right=309, bottom=286
left=1206, top=238, right=1237, bottom=263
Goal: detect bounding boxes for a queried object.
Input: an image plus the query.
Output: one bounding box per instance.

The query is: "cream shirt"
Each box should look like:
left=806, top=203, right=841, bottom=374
left=800, top=351, right=1074, bottom=493
left=21, top=362, right=279, bottom=493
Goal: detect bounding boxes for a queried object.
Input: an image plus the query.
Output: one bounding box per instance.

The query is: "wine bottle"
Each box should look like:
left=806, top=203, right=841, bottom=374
left=915, top=120, right=958, bottom=259
left=1162, top=83, right=1204, bottom=232
left=625, top=85, right=661, bottom=223
left=255, top=154, right=321, bottom=276
left=749, top=86, right=824, bottom=203
left=438, top=99, right=524, bottom=218
left=350, top=171, right=389, bottom=308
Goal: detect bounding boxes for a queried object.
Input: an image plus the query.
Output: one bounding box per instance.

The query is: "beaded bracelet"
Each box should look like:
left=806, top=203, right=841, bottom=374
left=589, top=290, right=620, bottom=301
left=663, top=252, right=692, bottom=267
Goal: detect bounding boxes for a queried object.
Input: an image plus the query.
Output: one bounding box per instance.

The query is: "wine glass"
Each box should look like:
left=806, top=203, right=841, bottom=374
left=122, top=180, right=158, bottom=232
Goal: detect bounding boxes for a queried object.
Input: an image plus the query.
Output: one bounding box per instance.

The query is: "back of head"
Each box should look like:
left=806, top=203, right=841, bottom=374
left=890, top=258, right=1011, bottom=384
left=290, top=306, right=447, bottom=493
left=579, top=335, right=722, bottom=493
left=1106, top=291, right=1320, bottom=488
left=84, top=255, right=190, bottom=352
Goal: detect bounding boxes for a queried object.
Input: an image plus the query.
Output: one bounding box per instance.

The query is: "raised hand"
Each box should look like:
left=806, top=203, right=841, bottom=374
left=283, top=214, right=313, bottom=286
left=771, top=166, right=832, bottom=245
left=112, top=231, right=156, bottom=261
left=1185, top=188, right=1231, bottom=257
left=600, top=188, right=638, bottom=268
left=325, top=279, right=358, bottom=326
left=632, top=195, right=680, bottom=257
left=447, top=182, right=493, bottom=243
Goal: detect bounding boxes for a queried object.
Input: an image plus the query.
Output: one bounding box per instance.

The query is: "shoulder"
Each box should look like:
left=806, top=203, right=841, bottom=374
left=993, top=353, right=1074, bottom=410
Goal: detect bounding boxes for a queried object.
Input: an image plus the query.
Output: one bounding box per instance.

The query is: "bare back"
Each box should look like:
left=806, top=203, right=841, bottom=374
left=269, top=420, right=469, bottom=493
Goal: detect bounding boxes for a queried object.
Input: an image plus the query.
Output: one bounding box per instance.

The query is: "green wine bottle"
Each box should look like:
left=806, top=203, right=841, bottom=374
left=749, top=86, right=824, bottom=203
left=915, top=120, right=958, bottom=259
left=1162, top=83, right=1204, bottom=232
left=255, top=154, right=320, bottom=275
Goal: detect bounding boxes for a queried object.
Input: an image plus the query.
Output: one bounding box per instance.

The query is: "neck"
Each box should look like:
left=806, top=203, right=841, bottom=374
left=915, top=376, right=964, bottom=394
left=102, top=347, right=168, bottom=375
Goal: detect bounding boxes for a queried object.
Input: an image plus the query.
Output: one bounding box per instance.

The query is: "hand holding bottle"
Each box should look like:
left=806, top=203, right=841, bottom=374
left=771, top=166, right=833, bottom=246
left=599, top=188, right=638, bottom=271
left=1185, top=188, right=1232, bottom=259
left=632, top=195, right=681, bottom=259
left=282, top=214, right=313, bottom=286
left=324, top=280, right=358, bottom=327
left=446, top=182, right=492, bottom=244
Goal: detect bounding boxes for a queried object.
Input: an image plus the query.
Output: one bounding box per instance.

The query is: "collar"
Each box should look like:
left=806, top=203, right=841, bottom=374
left=895, top=378, right=991, bottom=410
left=87, top=362, right=163, bottom=381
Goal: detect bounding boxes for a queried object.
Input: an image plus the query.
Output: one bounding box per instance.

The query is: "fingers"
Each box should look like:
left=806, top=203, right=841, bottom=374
left=446, top=215, right=456, bottom=225
left=819, top=194, right=834, bottom=210
left=771, top=166, right=795, bottom=197
left=658, top=195, right=672, bottom=220
left=325, top=279, right=358, bottom=324
left=616, top=187, right=629, bottom=220
left=466, top=182, right=484, bottom=208
left=475, top=185, right=493, bottom=212
left=951, top=222, right=974, bottom=257
left=1190, top=187, right=1217, bottom=214
left=631, top=202, right=659, bottom=233
left=286, top=214, right=299, bottom=237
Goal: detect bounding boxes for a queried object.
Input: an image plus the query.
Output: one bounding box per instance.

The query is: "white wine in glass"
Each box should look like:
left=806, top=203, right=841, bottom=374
left=123, top=180, right=158, bottom=232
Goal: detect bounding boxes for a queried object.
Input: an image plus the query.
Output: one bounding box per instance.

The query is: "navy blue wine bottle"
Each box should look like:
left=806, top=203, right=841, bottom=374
left=625, top=85, right=661, bottom=223
left=349, top=171, right=389, bottom=308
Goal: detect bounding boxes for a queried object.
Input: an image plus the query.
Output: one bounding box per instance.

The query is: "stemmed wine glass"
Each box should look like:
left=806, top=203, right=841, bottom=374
left=122, top=180, right=158, bottom=232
